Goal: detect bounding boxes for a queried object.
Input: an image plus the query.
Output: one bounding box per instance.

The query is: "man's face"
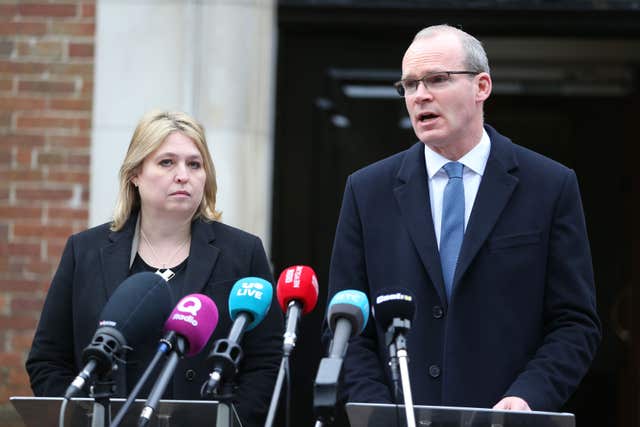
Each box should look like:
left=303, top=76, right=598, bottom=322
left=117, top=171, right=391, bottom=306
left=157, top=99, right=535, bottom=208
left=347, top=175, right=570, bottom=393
left=402, top=33, right=489, bottom=153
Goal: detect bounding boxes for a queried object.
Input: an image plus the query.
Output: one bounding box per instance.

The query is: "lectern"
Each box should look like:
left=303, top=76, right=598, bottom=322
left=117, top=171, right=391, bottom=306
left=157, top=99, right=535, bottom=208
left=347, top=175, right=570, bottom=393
left=346, top=402, right=575, bottom=427
left=10, top=396, right=242, bottom=427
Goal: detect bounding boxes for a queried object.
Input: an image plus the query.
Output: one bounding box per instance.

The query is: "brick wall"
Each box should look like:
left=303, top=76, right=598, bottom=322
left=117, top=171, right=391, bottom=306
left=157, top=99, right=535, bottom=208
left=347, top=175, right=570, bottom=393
left=0, top=1, right=94, bottom=425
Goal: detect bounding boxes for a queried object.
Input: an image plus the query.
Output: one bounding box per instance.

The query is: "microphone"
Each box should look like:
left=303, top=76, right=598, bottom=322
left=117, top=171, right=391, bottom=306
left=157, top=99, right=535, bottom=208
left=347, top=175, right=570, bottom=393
left=373, top=288, right=415, bottom=346
left=137, top=294, right=218, bottom=427
left=265, top=266, right=319, bottom=427
left=313, top=290, right=369, bottom=426
left=373, top=289, right=417, bottom=427
left=64, top=272, right=172, bottom=399
left=201, top=277, right=273, bottom=398
left=276, top=265, right=319, bottom=356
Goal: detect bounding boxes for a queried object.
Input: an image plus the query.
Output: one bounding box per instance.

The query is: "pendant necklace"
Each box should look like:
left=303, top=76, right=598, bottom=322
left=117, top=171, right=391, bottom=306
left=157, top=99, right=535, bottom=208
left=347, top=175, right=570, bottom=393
left=140, top=229, right=190, bottom=281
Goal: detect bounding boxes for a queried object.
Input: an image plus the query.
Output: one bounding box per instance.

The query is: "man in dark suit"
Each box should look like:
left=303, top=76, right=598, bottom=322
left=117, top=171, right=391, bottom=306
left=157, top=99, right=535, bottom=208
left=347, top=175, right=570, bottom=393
left=326, top=24, right=601, bottom=412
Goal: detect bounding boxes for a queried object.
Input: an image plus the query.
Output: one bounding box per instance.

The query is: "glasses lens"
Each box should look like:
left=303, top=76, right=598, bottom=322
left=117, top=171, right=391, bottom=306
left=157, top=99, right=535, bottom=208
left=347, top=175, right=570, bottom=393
left=425, top=73, right=451, bottom=88
left=394, top=82, right=405, bottom=97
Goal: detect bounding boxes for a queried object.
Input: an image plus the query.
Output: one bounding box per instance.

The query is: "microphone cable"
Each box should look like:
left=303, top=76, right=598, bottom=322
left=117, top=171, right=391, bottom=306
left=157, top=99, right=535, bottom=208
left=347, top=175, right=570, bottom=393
left=58, top=397, right=69, bottom=427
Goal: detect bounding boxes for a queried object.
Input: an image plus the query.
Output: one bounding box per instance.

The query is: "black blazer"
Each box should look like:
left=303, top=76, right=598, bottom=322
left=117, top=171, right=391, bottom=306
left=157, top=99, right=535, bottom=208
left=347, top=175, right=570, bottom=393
left=26, top=214, right=283, bottom=426
left=327, top=124, right=601, bottom=411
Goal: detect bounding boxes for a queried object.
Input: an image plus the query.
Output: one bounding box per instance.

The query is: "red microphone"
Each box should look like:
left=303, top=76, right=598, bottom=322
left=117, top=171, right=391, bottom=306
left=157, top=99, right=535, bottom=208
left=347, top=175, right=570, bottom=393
left=277, top=265, right=319, bottom=355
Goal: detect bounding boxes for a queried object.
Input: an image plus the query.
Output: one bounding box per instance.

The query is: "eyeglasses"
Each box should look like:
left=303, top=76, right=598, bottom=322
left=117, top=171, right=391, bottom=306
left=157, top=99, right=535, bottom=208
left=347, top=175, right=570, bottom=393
left=393, top=71, right=480, bottom=97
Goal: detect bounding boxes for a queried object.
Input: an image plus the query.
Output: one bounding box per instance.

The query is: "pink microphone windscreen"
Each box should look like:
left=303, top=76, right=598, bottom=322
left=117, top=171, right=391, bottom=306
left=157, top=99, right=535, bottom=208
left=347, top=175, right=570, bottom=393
left=163, top=294, right=218, bottom=357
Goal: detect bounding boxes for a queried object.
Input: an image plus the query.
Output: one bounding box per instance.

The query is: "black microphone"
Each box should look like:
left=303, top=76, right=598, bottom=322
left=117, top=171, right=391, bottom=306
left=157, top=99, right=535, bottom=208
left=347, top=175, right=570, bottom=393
left=373, top=288, right=416, bottom=346
left=64, top=272, right=173, bottom=399
left=373, top=289, right=417, bottom=421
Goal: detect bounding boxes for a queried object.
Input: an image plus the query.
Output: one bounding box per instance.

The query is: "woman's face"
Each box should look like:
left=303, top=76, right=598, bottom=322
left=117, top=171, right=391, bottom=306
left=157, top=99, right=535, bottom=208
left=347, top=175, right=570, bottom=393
left=132, top=132, right=206, bottom=220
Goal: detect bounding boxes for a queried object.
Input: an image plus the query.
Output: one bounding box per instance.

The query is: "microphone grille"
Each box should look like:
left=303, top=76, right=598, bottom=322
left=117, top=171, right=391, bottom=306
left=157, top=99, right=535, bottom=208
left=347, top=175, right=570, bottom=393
left=372, top=288, right=416, bottom=329
left=164, top=294, right=219, bottom=357
left=276, top=265, right=319, bottom=315
left=327, top=289, right=370, bottom=336
left=229, top=277, right=273, bottom=331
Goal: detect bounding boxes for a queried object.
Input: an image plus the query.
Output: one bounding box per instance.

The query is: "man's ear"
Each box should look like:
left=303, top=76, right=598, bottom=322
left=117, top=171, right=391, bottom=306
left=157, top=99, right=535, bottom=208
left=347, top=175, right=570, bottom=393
left=476, top=72, right=492, bottom=102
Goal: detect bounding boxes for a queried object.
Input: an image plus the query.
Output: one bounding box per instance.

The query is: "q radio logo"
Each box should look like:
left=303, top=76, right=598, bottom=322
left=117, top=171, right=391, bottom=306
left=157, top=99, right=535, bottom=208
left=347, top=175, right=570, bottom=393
left=171, top=296, right=202, bottom=326
left=236, top=281, right=265, bottom=300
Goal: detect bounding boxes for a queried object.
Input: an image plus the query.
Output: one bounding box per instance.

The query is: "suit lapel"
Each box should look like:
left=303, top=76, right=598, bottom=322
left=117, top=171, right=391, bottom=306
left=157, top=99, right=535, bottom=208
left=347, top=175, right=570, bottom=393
left=100, top=215, right=136, bottom=300
left=182, top=219, right=220, bottom=296
left=393, top=142, right=448, bottom=304
left=453, top=126, right=519, bottom=289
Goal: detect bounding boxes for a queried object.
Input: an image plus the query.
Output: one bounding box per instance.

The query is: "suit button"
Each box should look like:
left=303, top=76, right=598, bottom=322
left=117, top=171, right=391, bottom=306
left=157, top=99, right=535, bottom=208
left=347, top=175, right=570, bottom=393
left=432, top=305, right=444, bottom=319
left=429, top=365, right=441, bottom=378
left=185, top=369, right=196, bottom=381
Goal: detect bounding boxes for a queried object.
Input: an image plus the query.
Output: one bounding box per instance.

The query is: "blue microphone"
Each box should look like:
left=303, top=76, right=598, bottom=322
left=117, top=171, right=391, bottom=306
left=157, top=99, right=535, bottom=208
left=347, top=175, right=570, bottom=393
left=313, top=289, right=370, bottom=425
left=326, top=289, right=370, bottom=358
left=201, top=277, right=273, bottom=397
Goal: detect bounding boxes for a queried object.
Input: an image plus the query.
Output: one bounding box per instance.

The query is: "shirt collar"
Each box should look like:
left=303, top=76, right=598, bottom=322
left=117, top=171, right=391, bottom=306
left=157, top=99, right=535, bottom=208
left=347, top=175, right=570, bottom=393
left=424, top=128, right=491, bottom=178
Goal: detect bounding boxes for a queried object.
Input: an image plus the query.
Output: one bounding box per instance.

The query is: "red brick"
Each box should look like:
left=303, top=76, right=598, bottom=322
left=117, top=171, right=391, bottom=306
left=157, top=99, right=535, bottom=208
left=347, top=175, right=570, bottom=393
left=46, top=241, right=65, bottom=260
left=49, top=97, right=92, bottom=111
left=14, top=188, right=73, bottom=203
left=68, top=153, right=90, bottom=166
left=0, top=5, right=18, bottom=18
left=16, top=40, right=64, bottom=60
left=10, top=297, right=44, bottom=313
left=16, top=115, right=91, bottom=131
left=18, top=4, right=77, bottom=18
left=0, top=21, right=47, bottom=36
left=8, top=365, right=32, bottom=386
left=0, top=352, right=23, bottom=368
left=48, top=135, right=90, bottom=148
left=0, top=134, right=45, bottom=147
left=0, top=223, right=7, bottom=241
left=11, top=332, right=36, bottom=354
left=36, top=150, right=67, bottom=165
left=0, top=111, right=12, bottom=126
left=0, top=60, right=48, bottom=74
left=69, top=42, right=93, bottom=58
left=50, top=21, right=95, bottom=37
left=48, top=207, right=87, bottom=221
left=0, top=96, right=47, bottom=111
left=47, top=62, right=93, bottom=77
left=47, top=170, right=89, bottom=184
left=0, top=279, right=47, bottom=293
left=0, top=188, right=9, bottom=201
left=15, top=147, right=33, bottom=166
left=81, top=2, right=95, bottom=18
left=18, top=80, right=75, bottom=95
left=14, top=223, right=74, bottom=240
left=8, top=258, right=55, bottom=275
left=0, top=316, right=38, bottom=331
left=0, top=243, right=41, bottom=257
left=0, top=77, right=12, bottom=91
left=0, top=170, right=45, bottom=182
left=0, top=149, right=10, bottom=165
left=81, top=80, right=93, bottom=95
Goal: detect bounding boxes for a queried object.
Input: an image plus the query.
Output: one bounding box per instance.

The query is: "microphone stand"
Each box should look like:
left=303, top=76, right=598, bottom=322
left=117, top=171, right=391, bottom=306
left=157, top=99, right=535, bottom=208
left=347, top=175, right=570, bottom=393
left=385, top=319, right=415, bottom=427
left=89, top=373, right=117, bottom=427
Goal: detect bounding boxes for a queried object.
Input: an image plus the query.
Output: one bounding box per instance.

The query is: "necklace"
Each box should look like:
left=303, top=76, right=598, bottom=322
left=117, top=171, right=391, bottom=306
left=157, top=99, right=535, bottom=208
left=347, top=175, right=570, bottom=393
left=140, top=229, right=190, bottom=281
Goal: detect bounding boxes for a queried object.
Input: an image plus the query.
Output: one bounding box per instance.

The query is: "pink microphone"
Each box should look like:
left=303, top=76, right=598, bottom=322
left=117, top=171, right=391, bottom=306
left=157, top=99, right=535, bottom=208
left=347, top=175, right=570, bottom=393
left=138, top=294, right=219, bottom=427
left=163, top=293, right=219, bottom=357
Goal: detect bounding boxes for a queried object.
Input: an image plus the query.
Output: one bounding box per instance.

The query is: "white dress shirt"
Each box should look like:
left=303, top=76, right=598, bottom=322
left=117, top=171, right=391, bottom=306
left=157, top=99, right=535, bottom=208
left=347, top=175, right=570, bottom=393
left=424, top=129, right=491, bottom=248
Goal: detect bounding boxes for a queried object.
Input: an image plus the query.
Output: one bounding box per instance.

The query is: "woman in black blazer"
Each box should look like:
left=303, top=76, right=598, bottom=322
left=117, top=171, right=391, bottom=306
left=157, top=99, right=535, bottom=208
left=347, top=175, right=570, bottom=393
left=26, top=110, right=283, bottom=426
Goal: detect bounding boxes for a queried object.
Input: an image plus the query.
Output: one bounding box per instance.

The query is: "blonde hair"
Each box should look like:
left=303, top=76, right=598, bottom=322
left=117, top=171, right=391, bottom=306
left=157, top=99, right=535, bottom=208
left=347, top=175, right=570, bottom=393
left=111, top=110, right=221, bottom=231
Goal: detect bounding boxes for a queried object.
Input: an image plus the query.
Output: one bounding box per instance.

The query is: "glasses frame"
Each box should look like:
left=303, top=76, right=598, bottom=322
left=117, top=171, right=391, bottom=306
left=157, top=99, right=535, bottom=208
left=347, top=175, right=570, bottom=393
left=393, top=70, right=480, bottom=97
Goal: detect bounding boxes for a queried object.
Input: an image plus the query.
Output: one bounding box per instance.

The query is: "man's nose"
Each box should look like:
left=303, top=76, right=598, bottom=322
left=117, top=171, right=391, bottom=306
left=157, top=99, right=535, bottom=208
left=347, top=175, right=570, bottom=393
left=413, top=80, right=434, bottom=101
